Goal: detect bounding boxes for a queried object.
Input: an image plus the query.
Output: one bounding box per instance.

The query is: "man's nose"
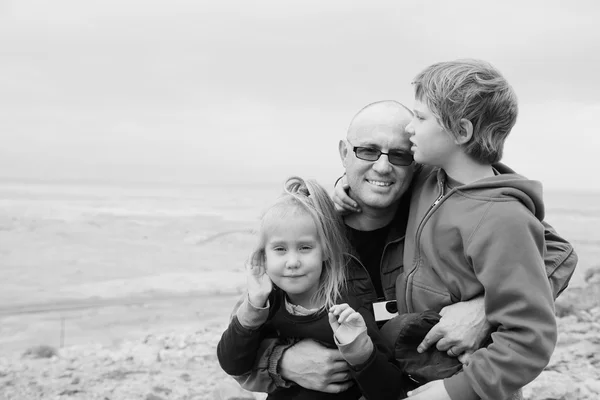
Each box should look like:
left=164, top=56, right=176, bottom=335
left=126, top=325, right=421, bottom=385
left=372, top=154, right=393, bottom=174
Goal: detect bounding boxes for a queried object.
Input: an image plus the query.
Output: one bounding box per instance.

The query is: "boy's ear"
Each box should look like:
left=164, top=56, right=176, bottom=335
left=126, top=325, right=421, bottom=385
left=338, top=140, right=349, bottom=167
left=455, top=119, right=474, bottom=145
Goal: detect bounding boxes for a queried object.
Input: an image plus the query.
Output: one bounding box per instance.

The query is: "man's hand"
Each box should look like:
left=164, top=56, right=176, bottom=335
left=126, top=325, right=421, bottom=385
left=407, top=379, right=451, bottom=400
left=417, top=296, right=491, bottom=357
left=279, top=339, right=354, bottom=393
left=246, top=250, right=272, bottom=307
left=332, top=175, right=361, bottom=214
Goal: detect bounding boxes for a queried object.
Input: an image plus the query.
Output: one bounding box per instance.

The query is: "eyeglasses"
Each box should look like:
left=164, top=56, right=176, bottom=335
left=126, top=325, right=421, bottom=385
left=349, top=142, right=414, bottom=166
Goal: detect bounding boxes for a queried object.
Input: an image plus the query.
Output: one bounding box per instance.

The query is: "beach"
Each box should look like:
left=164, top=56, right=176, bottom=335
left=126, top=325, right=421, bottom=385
left=0, top=179, right=599, bottom=399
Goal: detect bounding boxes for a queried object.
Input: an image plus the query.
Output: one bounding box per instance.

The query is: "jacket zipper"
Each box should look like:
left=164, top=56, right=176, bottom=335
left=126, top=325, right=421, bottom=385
left=379, top=234, right=405, bottom=300
left=347, top=253, right=378, bottom=302
left=404, top=177, right=445, bottom=312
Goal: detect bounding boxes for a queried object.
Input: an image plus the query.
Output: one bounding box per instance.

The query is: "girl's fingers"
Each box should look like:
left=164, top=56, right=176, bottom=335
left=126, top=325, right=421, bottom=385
left=329, top=303, right=350, bottom=316
left=330, top=304, right=356, bottom=324
left=328, top=311, right=340, bottom=332
left=337, top=307, right=355, bottom=324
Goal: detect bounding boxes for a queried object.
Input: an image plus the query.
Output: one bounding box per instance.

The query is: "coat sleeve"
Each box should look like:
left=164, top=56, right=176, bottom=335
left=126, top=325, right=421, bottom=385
left=217, top=293, right=295, bottom=392
left=443, top=202, right=558, bottom=400
left=216, top=294, right=270, bottom=376
left=492, top=162, right=578, bottom=299
left=343, top=300, right=407, bottom=400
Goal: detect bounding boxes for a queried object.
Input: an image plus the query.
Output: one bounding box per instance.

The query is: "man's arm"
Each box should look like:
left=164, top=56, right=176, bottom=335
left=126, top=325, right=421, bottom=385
left=235, top=338, right=355, bottom=393
left=493, top=162, right=578, bottom=297
left=542, top=220, right=578, bottom=298
left=224, top=295, right=353, bottom=393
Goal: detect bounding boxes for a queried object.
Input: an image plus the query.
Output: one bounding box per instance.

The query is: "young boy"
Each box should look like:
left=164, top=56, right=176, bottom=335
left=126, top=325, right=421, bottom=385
left=398, top=59, right=557, bottom=400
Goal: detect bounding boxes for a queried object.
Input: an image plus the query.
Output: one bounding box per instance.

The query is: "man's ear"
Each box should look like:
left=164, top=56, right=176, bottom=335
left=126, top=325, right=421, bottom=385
left=338, top=140, right=349, bottom=166
left=455, top=119, right=473, bottom=145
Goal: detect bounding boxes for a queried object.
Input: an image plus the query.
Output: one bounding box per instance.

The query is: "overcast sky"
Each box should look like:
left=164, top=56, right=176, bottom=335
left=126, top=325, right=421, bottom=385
left=1, top=0, right=598, bottom=190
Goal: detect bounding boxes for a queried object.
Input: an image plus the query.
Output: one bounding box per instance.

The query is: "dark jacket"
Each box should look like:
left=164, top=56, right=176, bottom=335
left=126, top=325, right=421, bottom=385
left=217, top=288, right=406, bottom=400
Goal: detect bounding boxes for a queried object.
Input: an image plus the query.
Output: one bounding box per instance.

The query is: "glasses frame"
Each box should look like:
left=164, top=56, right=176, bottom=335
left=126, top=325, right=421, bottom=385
left=347, top=141, right=414, bottom=166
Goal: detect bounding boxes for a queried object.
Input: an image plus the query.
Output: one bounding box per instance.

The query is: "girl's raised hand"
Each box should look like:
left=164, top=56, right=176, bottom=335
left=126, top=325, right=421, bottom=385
left=328, top=303, right=367, bottom=345
left=246, top=249, right=272, bottom=307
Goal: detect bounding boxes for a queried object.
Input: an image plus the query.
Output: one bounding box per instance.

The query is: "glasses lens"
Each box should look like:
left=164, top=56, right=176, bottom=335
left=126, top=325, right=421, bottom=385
left=355, top=147, right=381, bottom=161
left=388, top=152, right=414, bottom=166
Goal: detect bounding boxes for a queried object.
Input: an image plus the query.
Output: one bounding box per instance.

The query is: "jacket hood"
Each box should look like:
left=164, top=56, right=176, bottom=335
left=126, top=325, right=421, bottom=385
left=437, top=167, right=545, bottom=221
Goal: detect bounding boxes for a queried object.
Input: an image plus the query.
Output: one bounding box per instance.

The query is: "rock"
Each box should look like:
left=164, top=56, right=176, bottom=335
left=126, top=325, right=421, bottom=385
left=522, top=371, right=578, bottom=400
left=152, top=385, right=172, bottom=395
left=180, top=373, right=191, bottom=382
left=213, top=378, right=256, bottom=400
left=145, top=394, right=165, bottom=400
left=584, top=379, right=600, bottom=394
left=584, top=266, right=600, bottom=283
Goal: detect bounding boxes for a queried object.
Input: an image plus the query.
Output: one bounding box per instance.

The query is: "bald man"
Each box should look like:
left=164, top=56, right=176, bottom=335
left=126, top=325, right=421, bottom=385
left=232, top=101, right=577, bottom=396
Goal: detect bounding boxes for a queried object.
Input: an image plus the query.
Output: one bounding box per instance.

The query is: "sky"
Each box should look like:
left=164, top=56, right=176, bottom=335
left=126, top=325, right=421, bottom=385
left=0, top=0, right=599, bottom=190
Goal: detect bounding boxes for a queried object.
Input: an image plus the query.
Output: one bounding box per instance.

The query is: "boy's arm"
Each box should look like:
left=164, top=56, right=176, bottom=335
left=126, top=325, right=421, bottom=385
left=443, top=204, right=557, bottom=400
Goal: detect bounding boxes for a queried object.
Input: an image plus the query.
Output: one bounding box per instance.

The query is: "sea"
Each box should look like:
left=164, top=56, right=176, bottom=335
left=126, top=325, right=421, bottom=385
left=0, top=178, right=598, bottom=352
left=0, top=178, right=598, bottom=289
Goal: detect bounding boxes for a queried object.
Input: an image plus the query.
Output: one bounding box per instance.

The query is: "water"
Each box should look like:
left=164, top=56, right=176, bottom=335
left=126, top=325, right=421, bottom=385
left=0, top=179, right=596, bottom=295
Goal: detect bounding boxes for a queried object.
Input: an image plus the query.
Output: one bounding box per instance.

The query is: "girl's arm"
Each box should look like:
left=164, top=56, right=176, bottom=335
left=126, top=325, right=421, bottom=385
left=216, top=294, right=271, bottom=376
left=217, top=251, right=274, bottom=376
left=329, top=302, right=407, bottom=400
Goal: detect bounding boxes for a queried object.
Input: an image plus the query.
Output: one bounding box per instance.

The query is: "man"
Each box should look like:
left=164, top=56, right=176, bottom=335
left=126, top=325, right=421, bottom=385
left=232, top=100, right=577, bottom=395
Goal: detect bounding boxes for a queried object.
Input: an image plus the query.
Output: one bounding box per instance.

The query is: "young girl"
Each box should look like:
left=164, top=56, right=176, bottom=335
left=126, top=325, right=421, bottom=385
left=217, top=176, right=406, bottom=400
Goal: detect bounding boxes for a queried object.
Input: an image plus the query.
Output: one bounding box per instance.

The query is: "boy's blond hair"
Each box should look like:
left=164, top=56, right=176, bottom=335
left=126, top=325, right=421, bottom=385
left=412, top=59, right=518, bottom=164
left=258, top=176, right=349, bottom=310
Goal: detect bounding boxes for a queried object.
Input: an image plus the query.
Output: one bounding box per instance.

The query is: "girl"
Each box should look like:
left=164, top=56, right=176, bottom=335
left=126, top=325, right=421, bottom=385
left=217, top=176, right=405, bottom=400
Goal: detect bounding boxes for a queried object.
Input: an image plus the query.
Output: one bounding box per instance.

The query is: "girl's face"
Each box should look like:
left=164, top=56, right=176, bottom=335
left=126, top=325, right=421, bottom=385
left=263, top=211, right=324, bottom=309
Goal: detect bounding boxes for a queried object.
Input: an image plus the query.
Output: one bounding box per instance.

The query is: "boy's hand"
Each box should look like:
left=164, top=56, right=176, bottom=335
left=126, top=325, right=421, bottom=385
left=332, top=175, right=361, bottom=214
left=246, top=250, right=272, bottom=307
left=407, top=379, right=451, bottom=400
left=328, top=303, right=367, bottom=344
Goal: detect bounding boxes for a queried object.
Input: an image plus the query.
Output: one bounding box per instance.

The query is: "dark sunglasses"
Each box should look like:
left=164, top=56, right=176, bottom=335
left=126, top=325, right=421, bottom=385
left=351, top=145, right=414, bottom=166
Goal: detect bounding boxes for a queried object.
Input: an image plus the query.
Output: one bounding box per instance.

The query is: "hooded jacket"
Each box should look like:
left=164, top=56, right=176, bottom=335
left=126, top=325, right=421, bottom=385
left=397, top=166, right=557, bottom=400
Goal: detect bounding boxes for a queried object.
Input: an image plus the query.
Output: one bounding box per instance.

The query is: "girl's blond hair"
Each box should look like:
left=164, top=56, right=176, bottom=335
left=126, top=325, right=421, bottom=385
left=258, top=176, right=349, bottom=310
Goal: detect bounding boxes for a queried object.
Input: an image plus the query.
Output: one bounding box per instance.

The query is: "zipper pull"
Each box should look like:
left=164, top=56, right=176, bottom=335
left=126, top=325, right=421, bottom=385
left=431, top=177, right=445, bottom=208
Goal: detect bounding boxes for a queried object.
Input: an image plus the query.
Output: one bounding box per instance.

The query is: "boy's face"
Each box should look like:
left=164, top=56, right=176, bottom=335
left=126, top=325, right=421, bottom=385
left=406, top=99, right=458, bottom=168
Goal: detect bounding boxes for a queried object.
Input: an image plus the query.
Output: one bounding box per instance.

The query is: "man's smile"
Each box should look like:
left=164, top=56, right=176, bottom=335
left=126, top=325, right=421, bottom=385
left=366, top=179, right=393, bottom=187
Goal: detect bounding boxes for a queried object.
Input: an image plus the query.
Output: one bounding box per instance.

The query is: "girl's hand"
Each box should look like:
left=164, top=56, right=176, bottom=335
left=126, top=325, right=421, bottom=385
left=246, top=250, right=272, bottom=307
left=328, top=303, right=367, bottom=344
left=332, top=175, right=361, bottom=214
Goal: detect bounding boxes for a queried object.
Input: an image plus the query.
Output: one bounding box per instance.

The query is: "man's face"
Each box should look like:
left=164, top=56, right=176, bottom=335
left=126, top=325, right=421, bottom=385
left=340, top=121, right=415, bottom=212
